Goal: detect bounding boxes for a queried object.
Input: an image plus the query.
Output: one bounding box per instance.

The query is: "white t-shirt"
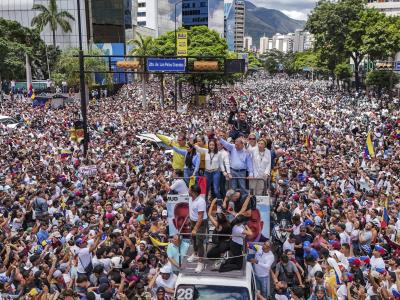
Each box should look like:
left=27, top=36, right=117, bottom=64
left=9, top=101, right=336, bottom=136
left=189, top=195, right=207, bottom=221
left=339, top=231, right=350, bottom=245
left=92, top=256, right=112, bottom=272
left=370, top=256, right=385, bottom=270
left=307, top=263, right=322, bottom=282
left=77, top=247, right=92, bottom=274
left=170, top=179, right=189, bottom=195
left=155, top=273, right=177, bottom=290
left=337, top=284, right=348, bottom=300
left=283, top=239, right=295, bottom=252
left=232, top=224, right=245, bottom=245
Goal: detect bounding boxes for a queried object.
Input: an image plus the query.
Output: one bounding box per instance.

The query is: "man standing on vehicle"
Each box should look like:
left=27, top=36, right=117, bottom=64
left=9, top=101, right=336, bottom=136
left=157, top=132, right=188, bottom=171
left=250, top=241, right=275, bottom=298
left=187, top=185, right=208, bottom=273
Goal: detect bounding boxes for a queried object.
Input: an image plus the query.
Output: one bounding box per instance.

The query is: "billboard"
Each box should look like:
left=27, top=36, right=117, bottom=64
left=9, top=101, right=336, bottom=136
left=177, top=30, right=188, bottom=56
left=147, top=58, right=186, bottom=72
left=166, top=194, right=271, bottom=240
left=167, top=195, right=191, bottom=236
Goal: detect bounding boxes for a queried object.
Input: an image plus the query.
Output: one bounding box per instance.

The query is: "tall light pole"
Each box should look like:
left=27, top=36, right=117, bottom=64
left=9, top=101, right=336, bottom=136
left=174, top=0, right=183, bottom=111
left=77, top=0, right=88, bottom=157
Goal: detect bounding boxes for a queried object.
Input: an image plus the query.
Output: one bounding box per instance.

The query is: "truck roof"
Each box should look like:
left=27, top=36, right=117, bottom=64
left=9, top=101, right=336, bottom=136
left=176, top=262, right=253, bottom=287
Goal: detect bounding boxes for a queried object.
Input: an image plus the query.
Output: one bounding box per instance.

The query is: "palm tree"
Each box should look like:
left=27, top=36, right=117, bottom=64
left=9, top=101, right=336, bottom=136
left=31, top=0, right=75, bottom=48
left=128, top=33, right=154, bottom=108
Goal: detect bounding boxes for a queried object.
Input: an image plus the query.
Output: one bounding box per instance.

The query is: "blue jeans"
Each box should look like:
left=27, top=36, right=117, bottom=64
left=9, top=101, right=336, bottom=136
left=184, top=167, right=194, bottom=185
left=205, top=170, right=221, bottom=200
left=255, top=275, right=269, bottom=298
left=230, top=169, right=247, bottom=191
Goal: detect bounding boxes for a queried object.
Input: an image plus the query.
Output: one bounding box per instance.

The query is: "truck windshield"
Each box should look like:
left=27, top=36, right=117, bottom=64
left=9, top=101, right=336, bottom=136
left=176, top=285, right=250, bottom=300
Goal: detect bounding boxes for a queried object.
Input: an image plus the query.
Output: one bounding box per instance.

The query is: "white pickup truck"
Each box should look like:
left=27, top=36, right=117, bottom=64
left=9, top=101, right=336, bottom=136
left=174, top=262, right=257, bottom=300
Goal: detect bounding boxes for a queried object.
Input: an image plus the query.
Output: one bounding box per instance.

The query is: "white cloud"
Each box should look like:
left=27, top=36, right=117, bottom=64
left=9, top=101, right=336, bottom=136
left=281, top=10, right=308, bottom=21
left=248, top=0, right=316, bottom=20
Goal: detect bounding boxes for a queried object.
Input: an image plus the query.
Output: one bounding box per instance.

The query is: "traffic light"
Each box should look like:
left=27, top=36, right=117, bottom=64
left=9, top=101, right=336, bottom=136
left=116, top=61, right=141, bottom=69
left=193, top=60, right=219, bottom=71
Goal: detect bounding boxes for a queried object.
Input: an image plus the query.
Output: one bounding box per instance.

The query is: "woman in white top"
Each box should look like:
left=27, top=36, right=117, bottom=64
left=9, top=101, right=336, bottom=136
left=249, top=138, right=271, bottom=195
left=194, top=139, right=224, bottom=200
left=217, top=140, right=231, bottom=198
left=219, top=216, right=252, bottom=272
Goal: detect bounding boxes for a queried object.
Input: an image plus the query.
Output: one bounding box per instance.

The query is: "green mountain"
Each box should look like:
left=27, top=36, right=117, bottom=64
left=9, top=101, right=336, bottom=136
left=245, top=1, right=306, bottom=48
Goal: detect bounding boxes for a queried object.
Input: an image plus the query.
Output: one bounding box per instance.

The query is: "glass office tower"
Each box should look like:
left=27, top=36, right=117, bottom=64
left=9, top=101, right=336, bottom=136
left=182, top=0, right=224, bottom=36
left=0, top=0, right=88, bottom=50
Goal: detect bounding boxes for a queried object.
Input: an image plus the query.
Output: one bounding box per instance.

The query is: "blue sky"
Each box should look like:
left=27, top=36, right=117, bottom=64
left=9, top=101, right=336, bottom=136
left=249, top=0, right=317, bottom=20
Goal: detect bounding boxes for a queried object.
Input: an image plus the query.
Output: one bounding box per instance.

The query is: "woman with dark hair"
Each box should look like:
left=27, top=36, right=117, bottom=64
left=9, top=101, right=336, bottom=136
left=206, top=199, right=232, bottom=269
left=195, top=139, right=224, bottom=201
left=219, top=215, right=252, bottom=273
left=172, top=144, right=200, bottom=184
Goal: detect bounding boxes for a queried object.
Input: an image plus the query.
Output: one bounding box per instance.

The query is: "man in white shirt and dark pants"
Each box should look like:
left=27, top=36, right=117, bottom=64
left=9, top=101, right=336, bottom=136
left=250, top=241, right=275, bottom=298
left=187, top=184, right=208, bottom=273
left=249, top=138, right=271, bottom=195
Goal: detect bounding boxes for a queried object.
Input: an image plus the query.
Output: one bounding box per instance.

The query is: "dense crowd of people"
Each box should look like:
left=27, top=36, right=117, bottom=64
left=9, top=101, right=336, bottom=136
left=0, top=72, right=400, bottom=300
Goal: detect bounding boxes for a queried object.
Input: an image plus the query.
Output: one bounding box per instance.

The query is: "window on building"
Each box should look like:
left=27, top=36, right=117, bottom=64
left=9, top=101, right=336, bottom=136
left=200, top=2, right=207, bottom=7
left=138, top=2, right=146, bottom=7
left=137, top=12, right=146, bottom=17
left=137, top=21, right=146, bottom=26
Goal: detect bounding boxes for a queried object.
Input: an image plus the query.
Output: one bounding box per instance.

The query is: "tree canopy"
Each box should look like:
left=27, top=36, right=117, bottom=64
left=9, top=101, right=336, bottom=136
left=54, top=47, right=109, bottom=89
left=0, top=18, right=55, bottom=81
left=306, top=0, right=400, bottom=90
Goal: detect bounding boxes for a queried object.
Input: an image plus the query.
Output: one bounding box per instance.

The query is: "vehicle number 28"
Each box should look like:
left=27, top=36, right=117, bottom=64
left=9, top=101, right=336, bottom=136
left=176, top=286, right=194, bottom=300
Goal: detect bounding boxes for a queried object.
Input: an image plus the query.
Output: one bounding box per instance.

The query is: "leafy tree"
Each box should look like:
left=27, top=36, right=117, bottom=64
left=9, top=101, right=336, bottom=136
left=307, top=0, right=374, bottom=91
left=0, top=39, right=27, bottom=99
left=260, top=49, right=284, bottom=74
left=363, top=14, right=400, bottom=98
left=0, top=18, right=51, bottom=83
left=55, top=47, right=108, bottom=89
left=334, top=62, right=352, bottom=90
left=246, top=52, right=263, bottom=69
left=128, top=32, right=155, bottom=56
left=185, top=26, right=229, bottom=103
left=293, top=50, right=318, bottom=72
left=31, top=0, right=75, bottom=48
left=366, top=70, right=400, bottom=97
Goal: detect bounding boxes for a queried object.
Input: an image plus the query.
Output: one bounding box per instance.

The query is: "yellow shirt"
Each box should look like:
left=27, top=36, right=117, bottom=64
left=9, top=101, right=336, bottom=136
left=156, top=134, right=188, bottom=171
left=325, top=270, right=337, bottom=300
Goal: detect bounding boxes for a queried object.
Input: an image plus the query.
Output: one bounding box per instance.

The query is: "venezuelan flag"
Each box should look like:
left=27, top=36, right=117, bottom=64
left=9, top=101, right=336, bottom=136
left=150, top=236, right=169, bottom=248
left=364, top=131, right=375, bottom=158
left=395, top=129, right=400, bottom=139
left=60, top=149, right=71, bottom=160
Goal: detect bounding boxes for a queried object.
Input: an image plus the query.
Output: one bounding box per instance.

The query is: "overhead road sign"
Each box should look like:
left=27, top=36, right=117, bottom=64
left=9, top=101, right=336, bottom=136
left=147, top=58, right=186, bottom=73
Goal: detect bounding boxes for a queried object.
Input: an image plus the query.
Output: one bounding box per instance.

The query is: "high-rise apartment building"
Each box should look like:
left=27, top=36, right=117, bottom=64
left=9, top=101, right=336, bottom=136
left=259, top=36, right=269, bottom=54
left=367, top=0, right=400, bottom=16
left=244, top=36, right=252, bottom=51
left=224, top=0, right=245, bottom=52
left=135, top=0, right=177, bottom=36
left=293, top=29, right=313, bottom=52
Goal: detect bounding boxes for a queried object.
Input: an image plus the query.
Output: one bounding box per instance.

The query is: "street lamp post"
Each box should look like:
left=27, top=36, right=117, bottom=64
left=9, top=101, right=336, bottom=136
left=77, top=0, right=88, bottom=157
left=174, top=0, right=183, bottom=111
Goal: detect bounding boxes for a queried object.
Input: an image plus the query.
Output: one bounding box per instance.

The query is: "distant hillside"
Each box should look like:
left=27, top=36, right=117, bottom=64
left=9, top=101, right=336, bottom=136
left=245, top=0, right=306, bottom=48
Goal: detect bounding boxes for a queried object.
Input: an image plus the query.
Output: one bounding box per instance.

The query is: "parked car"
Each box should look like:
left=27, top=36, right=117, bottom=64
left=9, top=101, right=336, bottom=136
left=0, top=115, right=20, bottom=129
